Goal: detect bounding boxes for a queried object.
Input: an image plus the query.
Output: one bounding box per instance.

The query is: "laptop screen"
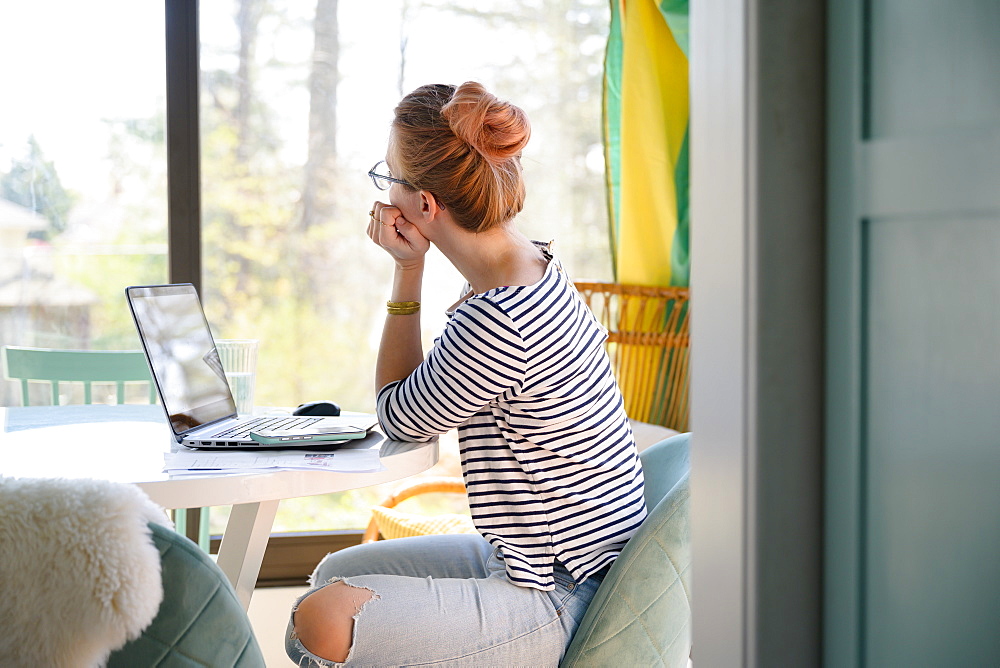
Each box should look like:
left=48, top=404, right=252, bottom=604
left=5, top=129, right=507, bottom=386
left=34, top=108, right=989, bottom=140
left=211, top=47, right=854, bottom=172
left=126, top=284, right=236, bottom=436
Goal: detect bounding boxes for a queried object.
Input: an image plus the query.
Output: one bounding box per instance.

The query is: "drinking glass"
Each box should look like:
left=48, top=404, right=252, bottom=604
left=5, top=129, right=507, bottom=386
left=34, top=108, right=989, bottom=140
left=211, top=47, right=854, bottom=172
left=215, top=339, right=259, bottom=415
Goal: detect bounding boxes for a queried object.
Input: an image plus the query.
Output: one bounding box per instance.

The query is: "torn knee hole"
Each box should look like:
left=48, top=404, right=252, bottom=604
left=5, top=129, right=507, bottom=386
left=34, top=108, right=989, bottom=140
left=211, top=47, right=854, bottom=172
left=292, top=580, right=377, bottom=663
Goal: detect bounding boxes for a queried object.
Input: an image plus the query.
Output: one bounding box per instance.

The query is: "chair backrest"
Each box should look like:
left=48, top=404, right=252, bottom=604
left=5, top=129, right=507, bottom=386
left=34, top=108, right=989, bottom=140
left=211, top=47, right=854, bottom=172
left=0, top=477, right=170, bottom=667
left=561, top=432, right=692, bottom=667
left=2, top=345, right=156, bottom=406
left=107, top=522, right=265, bottom=667
left=0, top=476, right=263, bottom=667
left=639, top=430, right=691, bottom=510
left=574, top=282, right=690, bottom=431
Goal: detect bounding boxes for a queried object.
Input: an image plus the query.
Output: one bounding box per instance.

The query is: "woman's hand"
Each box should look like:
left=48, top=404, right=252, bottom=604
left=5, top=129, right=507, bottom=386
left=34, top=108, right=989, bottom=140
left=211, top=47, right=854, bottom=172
left=368, top=201, right=426, bottom=391
left=367, top=201, right=430, bottom=270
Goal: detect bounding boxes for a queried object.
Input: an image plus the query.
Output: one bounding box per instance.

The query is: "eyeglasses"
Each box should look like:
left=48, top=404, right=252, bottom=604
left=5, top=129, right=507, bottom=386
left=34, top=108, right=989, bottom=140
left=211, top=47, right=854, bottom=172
left=368, top=160, right=413, bottom=191
left=367, top=159, right=447, bottom=209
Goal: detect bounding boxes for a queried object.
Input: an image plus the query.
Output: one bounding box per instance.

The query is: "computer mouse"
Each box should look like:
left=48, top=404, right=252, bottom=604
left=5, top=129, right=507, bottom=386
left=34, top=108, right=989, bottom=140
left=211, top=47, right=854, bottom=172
left=293, top=400, right=341, bottom=417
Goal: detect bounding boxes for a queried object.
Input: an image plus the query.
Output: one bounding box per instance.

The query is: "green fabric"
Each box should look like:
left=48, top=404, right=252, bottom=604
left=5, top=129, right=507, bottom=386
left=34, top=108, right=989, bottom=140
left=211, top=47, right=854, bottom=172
left=638, top=431, right=691, bottom=510
left=670, top=126, right=690, bottom=287
left=107, top=523, right=265, bottom=668
left=603, top=0, right=690, bottom=287
left=660, top=0, right=690, bottom=58
left=561, top=433, right=692, bottom=667
left=663, top=0, right=690, bottom=287
left=603, top=2, right=624, bottom=278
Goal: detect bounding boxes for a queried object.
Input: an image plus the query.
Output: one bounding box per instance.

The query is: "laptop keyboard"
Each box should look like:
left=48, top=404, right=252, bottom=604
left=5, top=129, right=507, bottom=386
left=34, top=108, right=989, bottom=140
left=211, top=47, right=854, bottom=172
left=213, top=415, right=322, bottom=439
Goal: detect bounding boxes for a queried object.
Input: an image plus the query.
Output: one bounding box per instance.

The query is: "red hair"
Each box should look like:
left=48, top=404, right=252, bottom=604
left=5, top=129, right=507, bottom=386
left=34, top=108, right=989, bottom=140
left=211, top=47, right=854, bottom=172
left=391, top=82, right=530, bottom=232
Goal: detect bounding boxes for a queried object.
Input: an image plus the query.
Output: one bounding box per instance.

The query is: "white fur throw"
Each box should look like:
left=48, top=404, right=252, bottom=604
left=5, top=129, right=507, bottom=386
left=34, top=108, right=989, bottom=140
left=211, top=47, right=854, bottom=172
left=0, top=477, right=171, bottom=667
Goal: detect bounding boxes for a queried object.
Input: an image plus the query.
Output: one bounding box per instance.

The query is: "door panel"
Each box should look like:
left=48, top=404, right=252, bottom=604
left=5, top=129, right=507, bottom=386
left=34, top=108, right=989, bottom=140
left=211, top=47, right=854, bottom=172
left=865, top=217, right=1000, bottom=665
left=827, top=1, right=1000, bottom=665
left=867, top=0, right=1000, bottom=138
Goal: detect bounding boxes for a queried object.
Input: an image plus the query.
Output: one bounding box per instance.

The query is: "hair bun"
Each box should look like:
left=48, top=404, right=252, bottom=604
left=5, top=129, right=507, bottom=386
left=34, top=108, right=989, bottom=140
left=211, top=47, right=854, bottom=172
left=441, top=82, right=530, bottom=164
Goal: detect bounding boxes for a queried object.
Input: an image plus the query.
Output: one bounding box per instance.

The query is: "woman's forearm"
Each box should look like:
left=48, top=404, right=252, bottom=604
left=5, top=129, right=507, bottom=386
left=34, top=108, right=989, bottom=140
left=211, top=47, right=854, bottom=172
left=375, top=263, right=425, bottom=391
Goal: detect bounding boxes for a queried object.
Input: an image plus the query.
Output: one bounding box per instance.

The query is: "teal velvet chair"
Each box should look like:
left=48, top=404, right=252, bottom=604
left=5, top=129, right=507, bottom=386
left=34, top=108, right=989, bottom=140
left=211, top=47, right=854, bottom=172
left=107, top=522, right=265, bottom=667
left=561, top=432, right=692, bottom=667
left=0, top=476, right=263, bottom=668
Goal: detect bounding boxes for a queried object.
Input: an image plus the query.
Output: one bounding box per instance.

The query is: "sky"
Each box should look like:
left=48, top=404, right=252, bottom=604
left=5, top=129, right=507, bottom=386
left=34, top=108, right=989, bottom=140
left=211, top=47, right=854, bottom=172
left=0, top=2, right=166, bottom=194
left=0, top=1, right=537, bottom=198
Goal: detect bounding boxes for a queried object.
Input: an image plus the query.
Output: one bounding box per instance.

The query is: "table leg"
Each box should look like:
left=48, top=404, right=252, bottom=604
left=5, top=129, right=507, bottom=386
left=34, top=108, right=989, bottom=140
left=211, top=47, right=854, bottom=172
left=216, top=499, right=279, bottom=610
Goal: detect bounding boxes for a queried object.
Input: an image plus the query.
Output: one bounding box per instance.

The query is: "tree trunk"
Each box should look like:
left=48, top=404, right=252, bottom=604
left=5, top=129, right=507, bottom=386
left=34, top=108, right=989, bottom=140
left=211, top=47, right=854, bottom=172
left=235, top=0, right=265, bottom=163
left=300, top=0, right=339, bottom=230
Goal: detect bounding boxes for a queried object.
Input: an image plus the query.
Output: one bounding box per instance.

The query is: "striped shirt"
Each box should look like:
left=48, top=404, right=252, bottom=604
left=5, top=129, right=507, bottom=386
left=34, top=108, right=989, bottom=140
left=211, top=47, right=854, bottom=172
left=376, top=247, right=647, bottom=591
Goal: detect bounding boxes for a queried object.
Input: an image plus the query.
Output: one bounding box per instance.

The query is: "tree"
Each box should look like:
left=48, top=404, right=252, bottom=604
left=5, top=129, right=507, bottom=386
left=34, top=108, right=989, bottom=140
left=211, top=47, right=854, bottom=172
left=234, top=0, right=270, bottom=164
left=299, top=0, right=339, bottom=231
left=1, top=136, right=74, bottom=238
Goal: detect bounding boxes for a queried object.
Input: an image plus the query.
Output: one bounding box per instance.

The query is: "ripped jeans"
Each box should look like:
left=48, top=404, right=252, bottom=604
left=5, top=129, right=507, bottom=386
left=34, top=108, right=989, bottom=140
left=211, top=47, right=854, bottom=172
left=285, top=534, right=605, bottom=667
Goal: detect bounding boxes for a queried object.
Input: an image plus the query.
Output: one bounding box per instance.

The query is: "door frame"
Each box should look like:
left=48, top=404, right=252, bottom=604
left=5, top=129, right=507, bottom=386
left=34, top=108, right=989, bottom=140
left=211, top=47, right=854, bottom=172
left=690, top=0, right=826, bottom=664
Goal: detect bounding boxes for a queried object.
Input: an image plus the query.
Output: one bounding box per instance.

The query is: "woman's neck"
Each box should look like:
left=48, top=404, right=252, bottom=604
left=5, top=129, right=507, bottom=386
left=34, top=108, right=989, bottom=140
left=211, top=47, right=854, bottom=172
left=434, top=224, right=547, bottom=295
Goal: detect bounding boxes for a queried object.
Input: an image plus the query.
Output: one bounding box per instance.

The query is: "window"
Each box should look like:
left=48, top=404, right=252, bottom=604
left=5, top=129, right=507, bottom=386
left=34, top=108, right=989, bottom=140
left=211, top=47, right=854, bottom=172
left=0, top=2, right=168, bottom=407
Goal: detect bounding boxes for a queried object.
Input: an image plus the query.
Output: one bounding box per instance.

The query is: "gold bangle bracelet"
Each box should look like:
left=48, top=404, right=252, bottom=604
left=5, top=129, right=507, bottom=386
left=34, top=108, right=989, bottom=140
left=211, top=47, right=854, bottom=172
left=387, top=300, right=420, bottom=315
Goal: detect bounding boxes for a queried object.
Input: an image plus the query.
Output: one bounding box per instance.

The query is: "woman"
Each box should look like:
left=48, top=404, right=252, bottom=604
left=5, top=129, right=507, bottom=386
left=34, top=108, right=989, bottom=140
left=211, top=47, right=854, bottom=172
left=286, top=82, right=646, bottom=667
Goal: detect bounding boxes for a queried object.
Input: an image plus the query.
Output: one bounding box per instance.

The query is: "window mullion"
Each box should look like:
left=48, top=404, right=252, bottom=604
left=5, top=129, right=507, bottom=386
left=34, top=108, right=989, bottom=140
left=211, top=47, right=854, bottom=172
left=165, top=0, right=202, bottom=291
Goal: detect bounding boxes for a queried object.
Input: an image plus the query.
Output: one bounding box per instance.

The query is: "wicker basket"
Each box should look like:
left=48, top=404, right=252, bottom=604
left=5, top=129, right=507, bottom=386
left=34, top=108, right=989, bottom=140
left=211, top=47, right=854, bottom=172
left=362, top=477, right=468, bottom=543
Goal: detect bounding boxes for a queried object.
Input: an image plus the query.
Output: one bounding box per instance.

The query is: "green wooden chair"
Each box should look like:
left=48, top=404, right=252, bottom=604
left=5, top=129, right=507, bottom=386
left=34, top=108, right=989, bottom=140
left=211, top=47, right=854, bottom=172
left=2, top=345, right=211, bottom=553
left=2, top=345, right=156, bottom=406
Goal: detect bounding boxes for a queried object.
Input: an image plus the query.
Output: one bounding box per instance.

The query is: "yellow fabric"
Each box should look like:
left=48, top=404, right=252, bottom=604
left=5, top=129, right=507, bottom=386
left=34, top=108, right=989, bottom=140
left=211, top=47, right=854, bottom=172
left=617, top=0, right=689, bottom=286
left=371, top=506, right=478, bottom=540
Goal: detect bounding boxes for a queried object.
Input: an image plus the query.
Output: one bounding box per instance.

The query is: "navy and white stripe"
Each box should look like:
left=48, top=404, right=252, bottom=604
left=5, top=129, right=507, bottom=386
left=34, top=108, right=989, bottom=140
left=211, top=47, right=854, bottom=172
left=377, top=248, right=647, bottom=591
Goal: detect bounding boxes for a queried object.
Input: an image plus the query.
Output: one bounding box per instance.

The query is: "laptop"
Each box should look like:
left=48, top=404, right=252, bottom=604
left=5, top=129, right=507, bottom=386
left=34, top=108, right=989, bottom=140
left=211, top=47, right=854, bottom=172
left=126, top=283, right=376, bottom=449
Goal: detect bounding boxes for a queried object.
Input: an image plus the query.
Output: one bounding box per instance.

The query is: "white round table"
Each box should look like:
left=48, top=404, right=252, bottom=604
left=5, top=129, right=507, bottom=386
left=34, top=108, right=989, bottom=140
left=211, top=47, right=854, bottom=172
left=0, top=404, right=438, bottom=608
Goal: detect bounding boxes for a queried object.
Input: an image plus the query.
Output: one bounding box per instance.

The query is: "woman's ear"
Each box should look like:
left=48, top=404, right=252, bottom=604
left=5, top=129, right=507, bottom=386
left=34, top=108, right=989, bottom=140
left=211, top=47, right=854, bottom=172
left=418, top=190, right=445, bottom=220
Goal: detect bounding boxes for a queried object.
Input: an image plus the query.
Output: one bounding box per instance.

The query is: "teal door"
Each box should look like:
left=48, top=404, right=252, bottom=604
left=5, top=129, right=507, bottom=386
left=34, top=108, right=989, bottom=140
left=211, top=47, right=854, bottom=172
left=826, top=1, right=1000, bottom=666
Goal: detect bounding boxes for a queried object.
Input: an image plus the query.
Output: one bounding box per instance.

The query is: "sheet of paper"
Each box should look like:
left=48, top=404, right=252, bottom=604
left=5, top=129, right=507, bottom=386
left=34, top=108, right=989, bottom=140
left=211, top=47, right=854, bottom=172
left=166, top=469, right=257, bottom=479
left=164, top=448, right=383, bottom=475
